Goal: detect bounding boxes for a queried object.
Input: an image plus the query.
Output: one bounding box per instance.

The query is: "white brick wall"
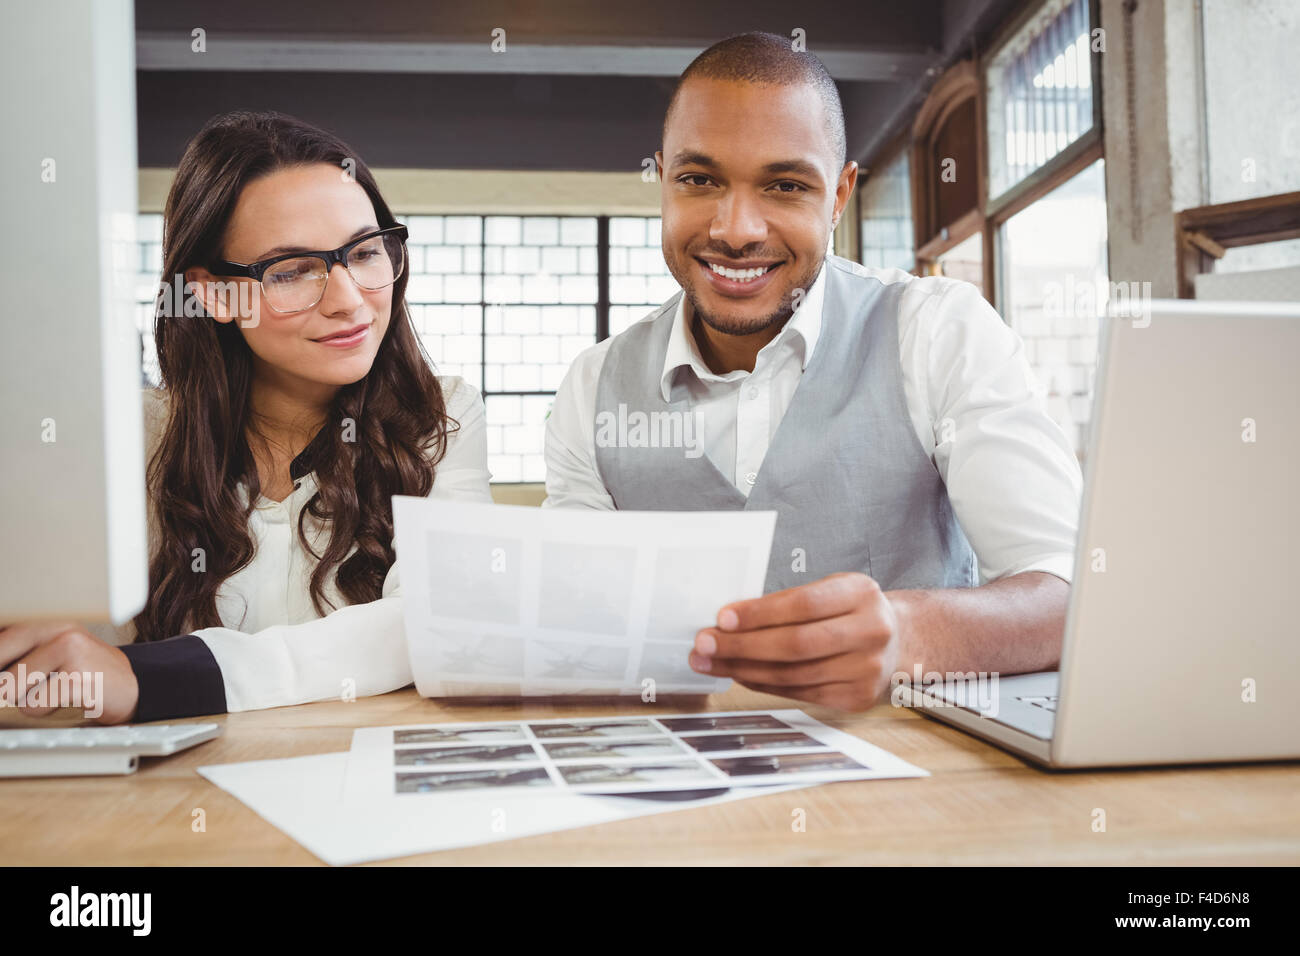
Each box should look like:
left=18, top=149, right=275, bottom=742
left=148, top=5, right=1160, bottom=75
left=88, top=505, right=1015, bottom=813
left=1009, top=302, right=1101, bottom=458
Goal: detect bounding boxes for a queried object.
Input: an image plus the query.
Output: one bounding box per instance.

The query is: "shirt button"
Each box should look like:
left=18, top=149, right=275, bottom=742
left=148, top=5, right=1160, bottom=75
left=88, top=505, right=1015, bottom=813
left=744, top=472, right=758, bottom=485
left=748, top=387, right=759, bottom=400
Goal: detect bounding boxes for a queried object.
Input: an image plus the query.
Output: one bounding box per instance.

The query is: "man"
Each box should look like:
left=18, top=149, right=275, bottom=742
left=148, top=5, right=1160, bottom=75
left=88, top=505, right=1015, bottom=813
left=544, top=33, right=1083, bottom=712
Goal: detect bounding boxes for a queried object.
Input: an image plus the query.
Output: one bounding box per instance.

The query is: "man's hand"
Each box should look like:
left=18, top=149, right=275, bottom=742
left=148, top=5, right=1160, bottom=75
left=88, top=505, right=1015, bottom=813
left=689, top=572, right=902, bottom=711
left=0, top=622, right=139, bottom=724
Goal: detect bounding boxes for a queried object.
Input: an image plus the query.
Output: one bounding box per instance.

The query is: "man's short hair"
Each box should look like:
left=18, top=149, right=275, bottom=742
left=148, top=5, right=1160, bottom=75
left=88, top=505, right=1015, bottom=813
left=663, top=31, right=847, bottom=167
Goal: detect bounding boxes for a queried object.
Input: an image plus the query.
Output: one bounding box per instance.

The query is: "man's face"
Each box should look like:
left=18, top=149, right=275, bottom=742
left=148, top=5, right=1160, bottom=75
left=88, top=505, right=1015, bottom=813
left=658, top=77, right=856, bottom=337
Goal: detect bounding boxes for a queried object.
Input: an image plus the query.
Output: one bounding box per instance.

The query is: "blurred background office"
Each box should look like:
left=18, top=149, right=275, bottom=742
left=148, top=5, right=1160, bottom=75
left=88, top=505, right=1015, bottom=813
left=128, top=0, right=1300, bottom=500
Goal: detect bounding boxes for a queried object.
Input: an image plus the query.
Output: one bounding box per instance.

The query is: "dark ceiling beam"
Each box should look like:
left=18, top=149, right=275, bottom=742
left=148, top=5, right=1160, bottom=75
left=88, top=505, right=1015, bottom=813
left=135, top=33, right=936, bottom=82
left=132, top=0, right=1030, bottom=174
left=136, top=71, right=678, bottom=171
left=135, top=0, right=943, bottom=49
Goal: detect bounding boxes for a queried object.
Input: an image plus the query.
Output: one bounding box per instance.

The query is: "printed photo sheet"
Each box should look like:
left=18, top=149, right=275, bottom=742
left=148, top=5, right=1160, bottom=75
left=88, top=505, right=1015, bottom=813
left=392, top=498, right=777, bottom=698
left=199, top=752, right=813, bottom=866
left=343, top=708, right=928, bottom=802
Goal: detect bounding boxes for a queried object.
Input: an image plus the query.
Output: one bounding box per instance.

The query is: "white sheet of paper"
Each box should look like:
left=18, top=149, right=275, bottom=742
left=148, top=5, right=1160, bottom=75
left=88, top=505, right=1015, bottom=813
left=198, top=752, right=809, bottom=866
left=342, top=709, right=929, bottom=803
left=392, top=498, right=777, bottom=698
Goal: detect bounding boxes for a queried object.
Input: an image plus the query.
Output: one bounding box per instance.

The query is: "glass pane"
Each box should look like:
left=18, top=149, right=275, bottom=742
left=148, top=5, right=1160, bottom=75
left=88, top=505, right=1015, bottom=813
left=414, top=302, right=484, bottom=388
left=1197, top=238, right=1300, bottom=301
left=1214, top=238, right=1300, bottom=274
left=485, top=393, right=552, bottom=484
left=484, top=216, right=598, bottom=395
left=135, top=213, right=164, bottom=386
left=1202, top=0, right=1300, bottom=204
left=999, top=159, right=1107, bottom=457
left=986, top=0, right=1095, bottom=200
left=404, top=214, right=484, bottom=389
left=443, top=216, right=482, bottom=245
left=607, top=216, right=680, bottom=337
left=405, top=214, right=483, bottom=306
left=936, top=232, right=983, bottom=296
left=404, top=215, right=443, bottom=245
left=859, top=150, right=913, bottom=271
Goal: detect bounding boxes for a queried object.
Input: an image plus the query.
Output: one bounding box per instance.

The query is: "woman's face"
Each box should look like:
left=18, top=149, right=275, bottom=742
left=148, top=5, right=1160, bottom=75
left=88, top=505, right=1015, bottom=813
left=201, top=162, right=395, bottom=392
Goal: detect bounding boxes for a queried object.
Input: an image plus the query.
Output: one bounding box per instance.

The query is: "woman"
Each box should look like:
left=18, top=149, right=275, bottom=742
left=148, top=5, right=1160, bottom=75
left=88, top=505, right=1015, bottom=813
left=0, top=111, right=491, bottom=723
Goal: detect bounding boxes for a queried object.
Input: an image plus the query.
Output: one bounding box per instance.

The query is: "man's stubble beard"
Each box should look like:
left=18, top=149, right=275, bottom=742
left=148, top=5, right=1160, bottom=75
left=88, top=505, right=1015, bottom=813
left=664, top=249, right=826, bottom=339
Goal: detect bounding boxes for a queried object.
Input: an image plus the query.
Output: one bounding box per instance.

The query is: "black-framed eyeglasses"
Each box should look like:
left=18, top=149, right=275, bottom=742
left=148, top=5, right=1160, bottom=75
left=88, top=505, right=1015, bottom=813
left=209, top=225, right=408, bottom=314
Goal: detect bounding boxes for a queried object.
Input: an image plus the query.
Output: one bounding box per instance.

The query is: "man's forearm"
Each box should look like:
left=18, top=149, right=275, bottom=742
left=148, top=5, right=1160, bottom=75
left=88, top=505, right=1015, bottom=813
left=887, top=571, right=1069, bottom=677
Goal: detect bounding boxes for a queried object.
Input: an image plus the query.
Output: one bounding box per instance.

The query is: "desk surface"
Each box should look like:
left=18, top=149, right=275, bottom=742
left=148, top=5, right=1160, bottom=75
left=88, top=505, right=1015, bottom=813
left=2, top=686, right=1297, bottom=865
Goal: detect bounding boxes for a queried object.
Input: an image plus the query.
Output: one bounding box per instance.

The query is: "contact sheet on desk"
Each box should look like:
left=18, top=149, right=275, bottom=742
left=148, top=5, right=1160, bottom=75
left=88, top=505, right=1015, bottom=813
left=343, top=710, right=928, bottom=801
left=392, top=497, right=778, bottom=698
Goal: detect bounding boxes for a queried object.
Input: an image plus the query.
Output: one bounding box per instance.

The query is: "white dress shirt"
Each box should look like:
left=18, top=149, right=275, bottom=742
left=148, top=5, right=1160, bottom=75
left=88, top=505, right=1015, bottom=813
left=544, top=260, right=1083, bottom=585
left=99, top=376, right=492, bottom=713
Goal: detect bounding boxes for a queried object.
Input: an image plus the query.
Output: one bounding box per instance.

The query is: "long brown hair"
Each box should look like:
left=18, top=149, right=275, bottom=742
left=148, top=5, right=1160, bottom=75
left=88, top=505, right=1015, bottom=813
left=134, top=111, right=450, bottom=641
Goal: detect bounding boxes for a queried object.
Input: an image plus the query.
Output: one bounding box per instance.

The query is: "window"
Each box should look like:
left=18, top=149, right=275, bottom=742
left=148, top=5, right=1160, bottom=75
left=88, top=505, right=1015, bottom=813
left=1175, top=192, right=1300, bottom=299
left=935, top=232, right=983, bottom=296
left=608, top=216, right=680, bottom=337
left=1213, top=238, right=1300, bottom=274
left=998, top=159, right=1107, bottom=456
left=1200, top=0, right=1300, bottom=206
left=134, top=213, right=164, bottom=387
left=1173, top=1, right=1300, bottom=299
left=986, top=0, right=1097, bottom=202
left=911, top=60, right=982, bottom=271
left=907, top=59, right=990, bottom=299
left=858, top=148, right=914, bottom=272
left=407, top=214, right=598, bottom=483
left=132, top=213, right=681, bottom=483
left=981, top=0, right=1106, bottom=459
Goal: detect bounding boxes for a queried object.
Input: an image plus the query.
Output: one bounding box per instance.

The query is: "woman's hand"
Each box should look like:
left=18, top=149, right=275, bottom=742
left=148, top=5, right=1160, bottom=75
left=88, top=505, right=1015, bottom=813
left=0, top=622, right=139, bottom=724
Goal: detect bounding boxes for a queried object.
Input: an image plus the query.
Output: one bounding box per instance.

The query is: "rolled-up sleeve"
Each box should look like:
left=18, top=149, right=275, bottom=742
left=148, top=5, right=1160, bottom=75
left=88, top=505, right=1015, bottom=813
left=902, top=279, right=1084, bottom=585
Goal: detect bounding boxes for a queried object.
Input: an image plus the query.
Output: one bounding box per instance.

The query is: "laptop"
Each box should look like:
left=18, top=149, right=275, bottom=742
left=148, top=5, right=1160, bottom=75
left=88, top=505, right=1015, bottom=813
left=897, top=299, right=1300, bottom=768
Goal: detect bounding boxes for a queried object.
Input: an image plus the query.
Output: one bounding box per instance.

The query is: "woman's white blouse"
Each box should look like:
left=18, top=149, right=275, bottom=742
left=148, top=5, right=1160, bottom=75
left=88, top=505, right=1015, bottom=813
left=108, top=377, right=492, bottom=715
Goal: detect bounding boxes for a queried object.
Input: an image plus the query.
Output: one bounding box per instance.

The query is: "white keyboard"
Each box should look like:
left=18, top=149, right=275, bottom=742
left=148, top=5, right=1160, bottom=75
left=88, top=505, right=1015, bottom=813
left=1016, top=695, right=1059, bottom=712
left=0, top=723, right=221, bottom=777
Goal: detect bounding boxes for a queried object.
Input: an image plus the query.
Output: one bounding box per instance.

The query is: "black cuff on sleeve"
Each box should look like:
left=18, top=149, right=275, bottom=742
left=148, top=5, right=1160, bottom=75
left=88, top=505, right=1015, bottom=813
left=120, top=634, right=228, bottom=722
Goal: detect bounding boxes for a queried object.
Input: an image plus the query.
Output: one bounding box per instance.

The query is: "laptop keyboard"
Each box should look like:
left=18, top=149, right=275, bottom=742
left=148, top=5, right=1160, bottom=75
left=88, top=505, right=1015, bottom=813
left=1015, top=695, right=1059, bottom=712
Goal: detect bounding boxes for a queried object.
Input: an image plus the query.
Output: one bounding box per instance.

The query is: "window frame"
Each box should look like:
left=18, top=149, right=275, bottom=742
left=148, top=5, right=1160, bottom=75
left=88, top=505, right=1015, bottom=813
left=856, top=129, right=915, bottom=273
left=982, top=0, right=1104, bottom=216
left=396, top=213, right=602, bottom=415
left=858, top=0, right=1106, bottom=309
left=910, top=59, right=984, bottom=281
left=984, top=0, right=1104, bottom=313
left=1174, top=192, right=1300, bottom=298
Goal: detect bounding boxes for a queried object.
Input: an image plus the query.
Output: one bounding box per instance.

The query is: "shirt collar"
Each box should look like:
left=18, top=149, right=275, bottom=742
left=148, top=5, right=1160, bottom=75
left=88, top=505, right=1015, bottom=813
left=659, top=263, right=827, bottom=402
left=288, top=426, right=330, bottom=481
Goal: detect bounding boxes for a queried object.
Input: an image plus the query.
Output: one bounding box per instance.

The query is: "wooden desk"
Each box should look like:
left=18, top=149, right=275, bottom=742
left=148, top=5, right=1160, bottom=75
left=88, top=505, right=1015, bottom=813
left=2, top=686, right=1297, bottom=865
